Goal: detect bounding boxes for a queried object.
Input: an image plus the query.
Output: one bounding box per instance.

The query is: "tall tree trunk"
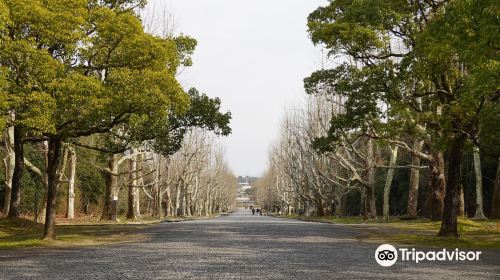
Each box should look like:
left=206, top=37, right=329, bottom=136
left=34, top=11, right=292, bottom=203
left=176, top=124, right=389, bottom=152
left=43, top=137, right=63, bottom=240
left=36, top=141, right=49, bottom=223
left=153, top=156, right=162, bottom=218
left=180, top=181, right=187, bottom=216
left=316, top=198, right=325, bottom=216
left=458, top=184, right=465, bottom=217
left=438, top=136, right=466, bottom=237
left=341, top=194, right=348, bottom=216
left=407, top=140, right=423, bottom=217
left=359, top=188, right=366, bottom=217
left=66, top=147, right=76, bottom=219
left=8, top=126, right=24, bottom=218
left=428, top=150, right=446, bottom=221
left=491, top=157, right=500, bottom=219
left=174, top=183, right=181, bottom=216
left=134, top=153, right=142, bottom=219
left=185, top=186, right=192, bottom=217
left=472, top=146, right=486, bottom=219
left=383, top=146, right=398, bottom=221
left=204, top=191, right=209, bottom=217
left=126, top=154, right=137, bottom=220
left=334, top=196, right=342, bottom=217
left=2, top=126, right=15, bottom=217
left=101, top=154, right=118, bottom=221
left=163, top=186, right=171, bottom=217
left=364, top=137, right=377, bottom=220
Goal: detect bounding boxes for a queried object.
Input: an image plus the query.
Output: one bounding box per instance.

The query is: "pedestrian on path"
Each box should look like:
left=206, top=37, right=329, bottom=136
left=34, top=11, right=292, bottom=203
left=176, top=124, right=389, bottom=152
left=252, top=208, right=255, bottom=215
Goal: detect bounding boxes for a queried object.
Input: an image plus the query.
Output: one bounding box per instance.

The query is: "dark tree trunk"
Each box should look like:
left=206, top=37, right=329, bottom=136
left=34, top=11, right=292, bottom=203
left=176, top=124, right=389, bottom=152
left=316, top=199, right=325, bottom=216
left=7, top=126, right=24, bottom=218
left=364, top=185, right=377, bottom=220
left=163, top=193, right=171, bottom=217
left=341, top=194, right=348, bottom=216
left=438, top=137, right=466, bottom=237
left=101, top=155, right=118, bottom=221
left=407, top=141, right=423, bottom=217
left=83, top=201, right=90, bottom=215
left=427, top=151, right=446, bottom=221
left=491, top=157, right=500, bottom=219
left=126, top=157, right=137, bottom=220
left=359, top=188, right=366, bottom=217
left=43, top=136, right=63, bottom=240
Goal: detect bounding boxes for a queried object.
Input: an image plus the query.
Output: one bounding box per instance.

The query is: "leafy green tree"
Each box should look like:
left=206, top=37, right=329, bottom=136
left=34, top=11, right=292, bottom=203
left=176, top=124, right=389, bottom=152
left=1, top=0, right=191, bottom=239
left=306, top=0, right=498, bottom=236
left=415, top=0, right=499, bottom=236
left=1, top=0, right=87, bottom=219
left=75, top=86, right=231, bottom=220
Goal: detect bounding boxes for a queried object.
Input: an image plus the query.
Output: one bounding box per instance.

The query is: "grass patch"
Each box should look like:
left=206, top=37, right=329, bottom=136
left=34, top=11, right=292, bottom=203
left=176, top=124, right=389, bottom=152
left=162, top=213, right=221, bottom=223
left=279, top=214, right=500, bottom=249
left=0, top=217, right=155, bottom=249
left=0, top=213, right=222, bottom=249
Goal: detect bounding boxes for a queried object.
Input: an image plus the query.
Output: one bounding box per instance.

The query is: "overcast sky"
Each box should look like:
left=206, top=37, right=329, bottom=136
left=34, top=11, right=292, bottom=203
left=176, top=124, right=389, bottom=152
left=143, top=0, right=327, bottom=177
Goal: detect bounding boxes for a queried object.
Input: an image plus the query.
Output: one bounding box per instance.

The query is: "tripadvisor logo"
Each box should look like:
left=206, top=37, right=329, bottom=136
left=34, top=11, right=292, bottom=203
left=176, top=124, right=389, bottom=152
left=375, top=244, right=398, bottom=267
left=375, top=244, right=482, bottom=267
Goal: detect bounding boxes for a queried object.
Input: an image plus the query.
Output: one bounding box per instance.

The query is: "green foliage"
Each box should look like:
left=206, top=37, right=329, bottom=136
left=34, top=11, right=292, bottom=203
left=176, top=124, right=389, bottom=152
left=149, top=87, right=232, bottom=156
left=173, top=35, right=197, bottom=67
left=75, top=147, right=105, bottom=213
left=306, top=0, right=498, bottom=157
left=1, top=0, right=88, bottom=133
left=1, top=0, right=191, bottom=143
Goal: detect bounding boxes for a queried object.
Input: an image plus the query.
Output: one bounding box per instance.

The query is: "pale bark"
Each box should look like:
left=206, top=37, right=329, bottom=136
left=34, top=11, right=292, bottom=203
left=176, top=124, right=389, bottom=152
left=37, top=141, right=49, bottom=223
left=472, top=146, right=486, bottom=219
left=134, top=153, right=142, bottom=218
left=383, top=146, right=398, bottom=221
left=458, top=184, right=465, bottom=217
left=66, top=147, right=76, bottom=219
left=2, top=127, right=14, bottom=217
left=126, top=153, right=138, bottom=220
left=364, top=137, right=377, bottom=220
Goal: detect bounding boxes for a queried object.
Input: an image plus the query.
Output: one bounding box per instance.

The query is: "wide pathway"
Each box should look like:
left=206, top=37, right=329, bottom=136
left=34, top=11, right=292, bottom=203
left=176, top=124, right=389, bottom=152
left=0, top=209, right=499, bottom=279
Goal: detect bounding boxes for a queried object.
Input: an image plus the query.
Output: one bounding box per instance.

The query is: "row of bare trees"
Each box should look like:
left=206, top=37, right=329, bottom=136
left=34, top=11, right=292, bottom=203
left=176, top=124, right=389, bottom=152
left=1, top=129, right=237, bottom=222
left=256, top=95, right=500, bottom=221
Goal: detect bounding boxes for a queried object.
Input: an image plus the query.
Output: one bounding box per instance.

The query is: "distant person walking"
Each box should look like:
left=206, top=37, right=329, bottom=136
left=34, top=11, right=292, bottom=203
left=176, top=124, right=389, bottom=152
left=252, top=208, right=255, bottom=215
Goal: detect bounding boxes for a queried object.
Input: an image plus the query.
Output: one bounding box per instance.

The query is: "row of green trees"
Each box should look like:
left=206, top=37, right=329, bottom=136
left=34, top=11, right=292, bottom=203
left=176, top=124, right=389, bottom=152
left=306, top=0, right=499, bottom=237
left=256, top=0, right=498, bottom=237
left=0, top=0, right=231, bottom=240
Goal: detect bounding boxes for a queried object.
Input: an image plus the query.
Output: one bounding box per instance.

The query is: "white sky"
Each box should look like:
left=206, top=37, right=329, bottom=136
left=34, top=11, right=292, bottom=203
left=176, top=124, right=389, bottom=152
left=143, top=0, right=327, bottom=177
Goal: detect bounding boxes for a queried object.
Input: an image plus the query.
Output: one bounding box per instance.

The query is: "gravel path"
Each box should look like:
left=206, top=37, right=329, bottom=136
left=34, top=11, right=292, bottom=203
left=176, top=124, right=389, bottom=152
left=1, top=209, right=499, bottom=279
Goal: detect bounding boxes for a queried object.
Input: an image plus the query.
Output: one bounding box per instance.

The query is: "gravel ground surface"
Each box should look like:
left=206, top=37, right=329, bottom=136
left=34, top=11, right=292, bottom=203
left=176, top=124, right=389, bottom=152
left=0, top=208, right=499, bottom=279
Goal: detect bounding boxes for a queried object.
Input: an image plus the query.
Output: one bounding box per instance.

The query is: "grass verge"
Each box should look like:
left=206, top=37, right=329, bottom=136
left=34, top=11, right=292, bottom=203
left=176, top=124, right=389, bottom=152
left=278, top=214, right=500, bottom=249
left=0, top=213, right=224, bottom=249
left=0, top=217, right=158, bottom=249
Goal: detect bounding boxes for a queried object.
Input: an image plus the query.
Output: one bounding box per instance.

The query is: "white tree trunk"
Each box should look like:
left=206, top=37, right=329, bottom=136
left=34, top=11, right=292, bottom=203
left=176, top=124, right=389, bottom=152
left=2, top=126, right=15, bottom=217
left=472, top=146, right=486, bottom=219
left=66, top=148, right=76, bottom=219
left=127, top=155, right=137, bottom=219
left=135, top=153, right=142, bottom=218
left=383, top=146, right=398, bottom=221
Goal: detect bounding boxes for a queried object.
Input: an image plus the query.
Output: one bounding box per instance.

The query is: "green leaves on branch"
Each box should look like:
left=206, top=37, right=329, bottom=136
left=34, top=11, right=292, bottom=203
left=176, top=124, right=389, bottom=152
left=305, top=0, right=498, bottom=156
